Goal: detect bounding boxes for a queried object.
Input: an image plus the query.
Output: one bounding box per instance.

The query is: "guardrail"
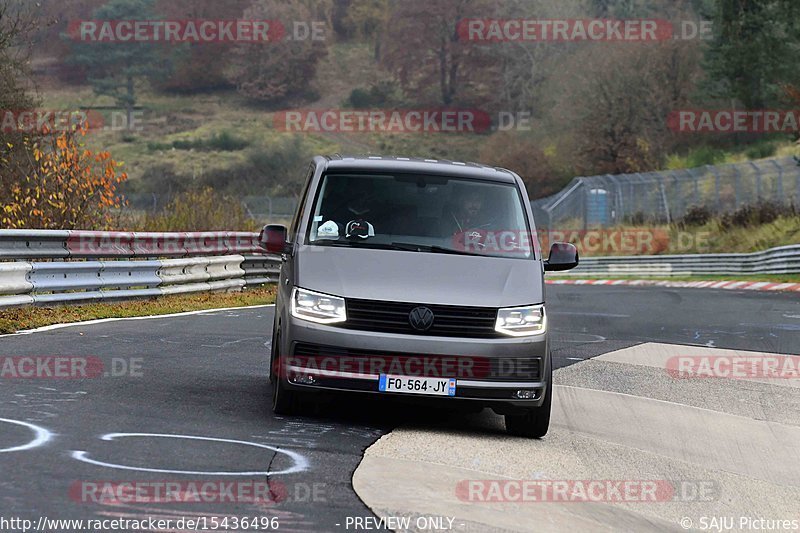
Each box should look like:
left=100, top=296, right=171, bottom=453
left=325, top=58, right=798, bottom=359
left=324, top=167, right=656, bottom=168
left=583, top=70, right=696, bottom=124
left=0, top=230, right=280, bottom=309
left=550, top=245, right=800, bottom=277
left=3, top=229, right=797, bottom=309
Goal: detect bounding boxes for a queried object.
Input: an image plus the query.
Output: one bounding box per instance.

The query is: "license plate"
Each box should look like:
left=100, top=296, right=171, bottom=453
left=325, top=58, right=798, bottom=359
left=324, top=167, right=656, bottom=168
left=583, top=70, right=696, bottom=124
left=378, top=375, right=456, bottom=397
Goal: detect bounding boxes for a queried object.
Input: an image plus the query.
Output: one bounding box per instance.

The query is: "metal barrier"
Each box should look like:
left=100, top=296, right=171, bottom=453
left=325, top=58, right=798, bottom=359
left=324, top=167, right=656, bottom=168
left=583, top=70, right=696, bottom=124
left=3, top=229, right=796, bottom=309
left=0, top=230, right=280, bottom=309
left=551, top=245, right=800, bottom=277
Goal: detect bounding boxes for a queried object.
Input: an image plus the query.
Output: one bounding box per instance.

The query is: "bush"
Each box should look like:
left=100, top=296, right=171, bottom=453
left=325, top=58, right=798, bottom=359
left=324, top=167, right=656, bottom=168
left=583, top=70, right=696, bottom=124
left=146, top=131, right=250, bottom=152
left=206, top=131, right=250, bottom=151
left=744, top=142, right=777, bottom=160
left=1, top=125, right=127, bottom=229
left=132, top=188, right=257, bottom=231
left=231, top=0, right=330, bottom=105
left=678, top=205, right=713, bottom=227
left=346, top=81, right=402, bottom=108
left=685, top=146, right=728, bottom=167
left=478, top=133, right=564, bottom=198
left=720, top=201, right=797, bottom=229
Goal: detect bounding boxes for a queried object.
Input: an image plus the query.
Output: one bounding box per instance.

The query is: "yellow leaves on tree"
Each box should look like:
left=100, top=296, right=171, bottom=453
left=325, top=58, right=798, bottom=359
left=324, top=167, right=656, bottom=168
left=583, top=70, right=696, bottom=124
left=1, top=124, right=127, bottom=230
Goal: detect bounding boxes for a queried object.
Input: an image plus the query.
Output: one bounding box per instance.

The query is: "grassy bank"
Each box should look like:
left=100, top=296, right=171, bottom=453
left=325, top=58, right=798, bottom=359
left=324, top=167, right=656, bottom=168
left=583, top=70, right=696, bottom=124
left=0, top=287, right=276, bottom=334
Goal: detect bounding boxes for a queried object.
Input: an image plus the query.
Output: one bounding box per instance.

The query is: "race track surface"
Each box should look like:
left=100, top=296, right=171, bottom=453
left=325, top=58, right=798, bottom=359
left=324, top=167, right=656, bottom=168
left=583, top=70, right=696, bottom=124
left=0, top=285, right=797, bottom=532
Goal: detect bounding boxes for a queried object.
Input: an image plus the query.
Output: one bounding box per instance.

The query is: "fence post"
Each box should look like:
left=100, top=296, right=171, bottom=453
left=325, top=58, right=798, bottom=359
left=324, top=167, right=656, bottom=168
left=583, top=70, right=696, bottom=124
left=796, top=160, right=800, bottom=206
left=607, top=175, right=622, bottom=224
left=672, top=172, right=683, bottom=219
left=659, top=175, right=671, bottom=224
left=708, top=165, right=721, bottom=212
left=733, top=165, right=742, bottom=207
left=749, top=161, right=761, bottom=201
left=770, top=159, right=784, bottom=201
left=581, top=181, right=589, bottom=230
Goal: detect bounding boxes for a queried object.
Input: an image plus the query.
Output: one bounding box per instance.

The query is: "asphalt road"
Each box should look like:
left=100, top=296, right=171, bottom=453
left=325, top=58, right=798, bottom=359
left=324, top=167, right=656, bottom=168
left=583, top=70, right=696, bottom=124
left=0, top=285, right=797, bottom=532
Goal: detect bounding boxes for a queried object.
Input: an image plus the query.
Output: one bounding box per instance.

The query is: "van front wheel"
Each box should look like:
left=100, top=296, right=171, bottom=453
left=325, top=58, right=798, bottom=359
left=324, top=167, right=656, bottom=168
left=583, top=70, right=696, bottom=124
left=504, top=366, right=552, bottom=439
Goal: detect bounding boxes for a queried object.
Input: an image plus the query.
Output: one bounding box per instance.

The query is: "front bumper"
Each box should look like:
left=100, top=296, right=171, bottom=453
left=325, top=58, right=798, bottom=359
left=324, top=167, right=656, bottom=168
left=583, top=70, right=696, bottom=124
left=279, top=315, right=550, bottom=411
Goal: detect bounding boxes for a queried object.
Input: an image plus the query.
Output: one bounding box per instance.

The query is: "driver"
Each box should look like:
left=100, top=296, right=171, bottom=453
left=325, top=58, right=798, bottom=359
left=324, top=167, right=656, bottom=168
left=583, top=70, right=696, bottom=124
left=447, top=188, right=493, bottom=232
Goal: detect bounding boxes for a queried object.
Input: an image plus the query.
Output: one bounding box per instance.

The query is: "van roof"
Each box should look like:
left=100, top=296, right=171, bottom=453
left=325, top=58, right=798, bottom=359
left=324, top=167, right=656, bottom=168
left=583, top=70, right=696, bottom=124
left=320, top=155, right=519, bottom=183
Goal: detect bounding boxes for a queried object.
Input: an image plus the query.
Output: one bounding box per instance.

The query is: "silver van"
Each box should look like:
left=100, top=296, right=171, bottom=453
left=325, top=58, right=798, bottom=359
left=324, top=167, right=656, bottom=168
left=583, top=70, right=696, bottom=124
left=262, top=155, right=578, bottom=438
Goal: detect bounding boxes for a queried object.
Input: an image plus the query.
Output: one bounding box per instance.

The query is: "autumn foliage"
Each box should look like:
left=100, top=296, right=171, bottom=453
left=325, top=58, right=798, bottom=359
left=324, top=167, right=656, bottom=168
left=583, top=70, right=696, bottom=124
left=1, top=124, right=127, bottom=229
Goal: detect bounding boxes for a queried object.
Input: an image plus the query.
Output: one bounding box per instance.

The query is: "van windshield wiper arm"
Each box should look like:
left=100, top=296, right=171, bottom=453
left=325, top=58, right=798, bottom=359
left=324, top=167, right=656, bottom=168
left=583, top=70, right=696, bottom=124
left=391, top=242, right=485, bottom=256
left=315, top=240, right=486, bottom=256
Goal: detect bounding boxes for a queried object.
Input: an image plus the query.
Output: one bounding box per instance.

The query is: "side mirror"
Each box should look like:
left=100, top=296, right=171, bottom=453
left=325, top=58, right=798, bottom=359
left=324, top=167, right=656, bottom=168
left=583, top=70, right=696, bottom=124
left=259, top=224, right=289, bottom=254
left=544, top=242, right=579, bottom=272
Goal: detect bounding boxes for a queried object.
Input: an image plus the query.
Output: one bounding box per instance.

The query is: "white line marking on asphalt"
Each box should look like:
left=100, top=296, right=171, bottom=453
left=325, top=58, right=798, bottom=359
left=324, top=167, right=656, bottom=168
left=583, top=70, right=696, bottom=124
left=70, top=432, right=308, bottom=476
left=0, top=304, right=276, bottom=338
left=0, top=418, right=53, bottom=453
left=550, top=311, right=631, bottom=318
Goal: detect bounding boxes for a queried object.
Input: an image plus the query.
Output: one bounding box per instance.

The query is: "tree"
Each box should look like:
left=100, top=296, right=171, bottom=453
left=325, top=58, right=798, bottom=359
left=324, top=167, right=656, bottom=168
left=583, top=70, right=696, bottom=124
left=67, top=0, right=167, bottom=125
left=704, top=0, right=800, bottom=109
left=380, top=0, right=493, bottom=106
left=553, top=40, right=702, bottom=175
left=230, top=0, right=330, bottom=105
left=1, top=124, right=128, bottom=229
left=485, top=0, right=585, bottom=117
left=152, top=0, right=251, bottom=93
left=0, top=0, right=41, bottom=198
left=342, top=0, right=390, bottom=59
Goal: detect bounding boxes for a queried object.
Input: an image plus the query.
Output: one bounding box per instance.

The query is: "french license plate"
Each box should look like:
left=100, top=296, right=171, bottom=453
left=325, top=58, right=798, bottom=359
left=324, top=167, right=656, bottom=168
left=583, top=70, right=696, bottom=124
left=378, top=375, right=456, bottom=397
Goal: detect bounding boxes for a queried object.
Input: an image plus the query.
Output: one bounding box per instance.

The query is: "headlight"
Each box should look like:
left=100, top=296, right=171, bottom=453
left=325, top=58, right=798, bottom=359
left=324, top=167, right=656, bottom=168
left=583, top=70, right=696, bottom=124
left=291, top=288, right=347, bottom=324
left=495, top=305, right=546, bottom=337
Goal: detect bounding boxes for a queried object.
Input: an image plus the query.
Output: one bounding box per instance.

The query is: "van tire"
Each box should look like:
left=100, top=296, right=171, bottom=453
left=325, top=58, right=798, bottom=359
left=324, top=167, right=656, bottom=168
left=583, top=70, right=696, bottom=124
left=270, top=330, right=300, bottom=415
left=504, top=364, right=552, bottom=439
left=272, top=374, right=300, bottom=415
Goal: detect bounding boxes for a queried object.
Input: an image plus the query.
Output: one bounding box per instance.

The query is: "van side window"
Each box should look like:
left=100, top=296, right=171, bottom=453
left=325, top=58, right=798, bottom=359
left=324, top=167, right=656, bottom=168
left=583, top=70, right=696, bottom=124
left=290, top=165, right=315, bottom=238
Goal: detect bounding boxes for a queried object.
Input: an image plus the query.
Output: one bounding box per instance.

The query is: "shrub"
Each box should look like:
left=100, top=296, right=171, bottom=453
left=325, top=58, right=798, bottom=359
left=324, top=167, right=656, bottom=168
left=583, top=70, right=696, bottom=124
left=230, top=0, right=330, bottom=105
left=678, top=205, right=713, bottom=227
left=146, top=132, right=249, bottom=152
left=1, top=124, right=127, bottom=229
left=346, top=81, right=402, bottom=108
left=206, top=131, right=249, bottom=151
left=133, top=187, right=257, bottom=231
left=744, top=142, right=777, bottom=160
left=720, top=201, right=796, bottom=229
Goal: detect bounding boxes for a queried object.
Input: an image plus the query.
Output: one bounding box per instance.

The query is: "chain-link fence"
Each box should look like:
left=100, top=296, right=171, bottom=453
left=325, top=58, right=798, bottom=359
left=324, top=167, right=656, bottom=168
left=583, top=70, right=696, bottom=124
left=531, top=156, right=800, bottom=230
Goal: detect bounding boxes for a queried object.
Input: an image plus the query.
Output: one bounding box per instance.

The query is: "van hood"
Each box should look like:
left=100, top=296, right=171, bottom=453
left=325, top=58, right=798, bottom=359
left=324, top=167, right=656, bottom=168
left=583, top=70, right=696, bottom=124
left=295, top=245, right=544, bottom=307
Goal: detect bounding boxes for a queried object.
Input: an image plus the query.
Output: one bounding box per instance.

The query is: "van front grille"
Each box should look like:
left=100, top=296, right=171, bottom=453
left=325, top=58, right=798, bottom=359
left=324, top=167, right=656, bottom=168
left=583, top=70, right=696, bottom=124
left=343, top=298, right=500, bottom=338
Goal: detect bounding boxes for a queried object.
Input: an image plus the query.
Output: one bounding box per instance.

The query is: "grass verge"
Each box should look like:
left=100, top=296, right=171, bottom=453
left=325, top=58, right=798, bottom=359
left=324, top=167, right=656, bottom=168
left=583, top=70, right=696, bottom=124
left=0, top=287, right=276, bottom=335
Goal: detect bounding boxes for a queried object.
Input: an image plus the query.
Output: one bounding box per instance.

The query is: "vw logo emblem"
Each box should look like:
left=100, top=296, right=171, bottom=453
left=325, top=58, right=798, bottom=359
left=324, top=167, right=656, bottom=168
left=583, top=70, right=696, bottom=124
left=408, top=306, right=435, bottom=332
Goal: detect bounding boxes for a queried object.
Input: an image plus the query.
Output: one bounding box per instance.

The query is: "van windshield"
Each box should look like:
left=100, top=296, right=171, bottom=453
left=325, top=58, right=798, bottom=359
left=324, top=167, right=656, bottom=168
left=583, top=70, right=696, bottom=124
left=306, top=173, right=535, bottom=259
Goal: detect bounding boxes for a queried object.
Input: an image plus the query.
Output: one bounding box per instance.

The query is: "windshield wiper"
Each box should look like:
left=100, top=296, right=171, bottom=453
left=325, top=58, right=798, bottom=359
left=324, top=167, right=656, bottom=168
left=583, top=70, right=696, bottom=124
left=391, top=242, right=486, bottom=257
left=315, top=240, right=487, bottom=256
